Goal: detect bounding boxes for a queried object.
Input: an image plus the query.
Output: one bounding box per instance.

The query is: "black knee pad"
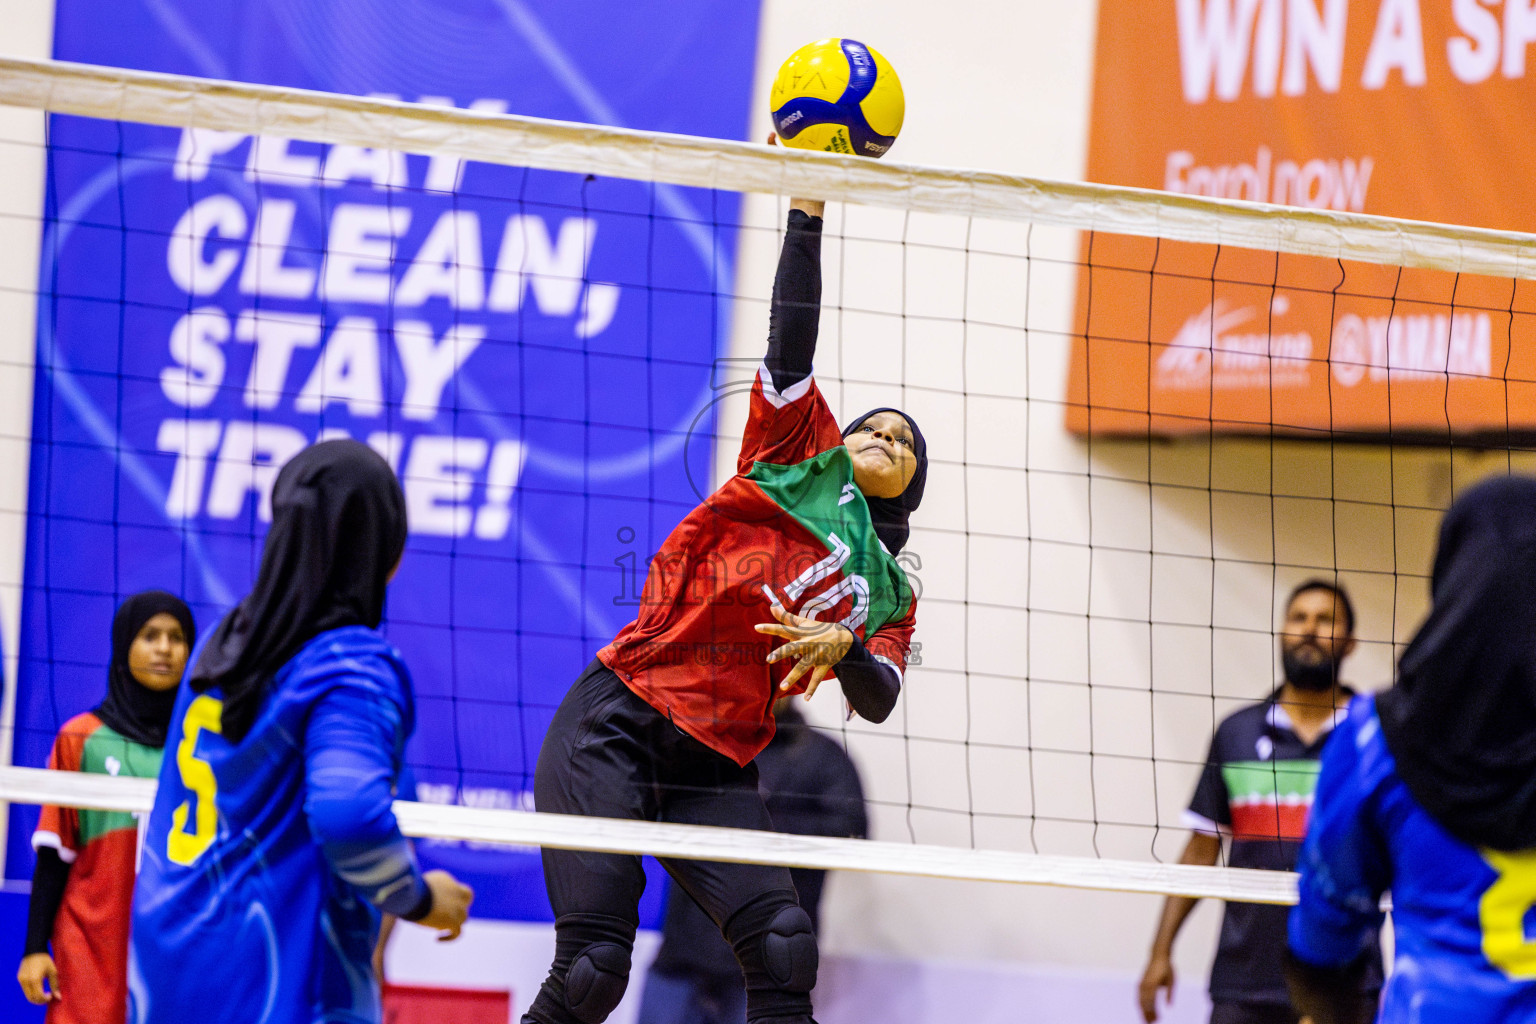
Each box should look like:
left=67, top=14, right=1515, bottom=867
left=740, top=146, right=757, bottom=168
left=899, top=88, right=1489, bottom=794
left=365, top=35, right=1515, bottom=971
left=564, top=942, right=631, bottom=1023
left=761, top=905, right=817, bottom=992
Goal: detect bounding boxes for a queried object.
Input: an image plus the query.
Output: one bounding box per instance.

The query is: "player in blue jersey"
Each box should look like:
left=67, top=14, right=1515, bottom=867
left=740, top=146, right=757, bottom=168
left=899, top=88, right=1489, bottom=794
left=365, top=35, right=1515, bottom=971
left=130, top=439, right=473, bottom=1024
left=1287, top=475, right=1536, bottom=1024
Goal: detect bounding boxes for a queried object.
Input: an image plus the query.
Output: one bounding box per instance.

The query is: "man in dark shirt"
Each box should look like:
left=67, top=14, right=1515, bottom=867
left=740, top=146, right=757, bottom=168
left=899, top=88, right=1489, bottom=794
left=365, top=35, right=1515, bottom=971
left=1138, top=580, right=1383, bottom=1024
left=637, top=700, right=866, bottom=1024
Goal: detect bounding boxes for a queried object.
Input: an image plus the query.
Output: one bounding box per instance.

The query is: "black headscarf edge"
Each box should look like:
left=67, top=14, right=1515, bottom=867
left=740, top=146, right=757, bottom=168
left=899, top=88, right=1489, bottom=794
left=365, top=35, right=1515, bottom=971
left=190, top=439, right=407, bottom=742
left=93, top=590, right=196, bottom=749
left=1377, top=474, right=1536, bottom=851
left=841, top=407, right=928, bottom=554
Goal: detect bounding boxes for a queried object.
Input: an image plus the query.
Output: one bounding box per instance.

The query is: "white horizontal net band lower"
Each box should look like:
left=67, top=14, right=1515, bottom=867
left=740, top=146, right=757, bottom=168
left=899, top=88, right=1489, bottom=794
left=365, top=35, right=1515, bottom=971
left=0, top=765, right=1296, bottom=905
left=1, top=56, right=1533, bottom=279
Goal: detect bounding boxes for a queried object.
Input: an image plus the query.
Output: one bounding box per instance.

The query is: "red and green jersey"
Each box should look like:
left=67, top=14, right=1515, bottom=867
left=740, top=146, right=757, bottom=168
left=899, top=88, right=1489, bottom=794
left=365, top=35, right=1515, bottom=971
left=600, top=367, right=917, bottom=765
left=33, top=712, right=163, bottom=1024
left=1184, top=692, right=1357, bottom=1005
left=1221, top=759, right=1321, bottom=841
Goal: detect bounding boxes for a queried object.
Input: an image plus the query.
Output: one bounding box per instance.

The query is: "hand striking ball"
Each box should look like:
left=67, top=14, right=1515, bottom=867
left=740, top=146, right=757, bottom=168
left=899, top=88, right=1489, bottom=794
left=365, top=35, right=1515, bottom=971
left=770, top=38, right=903, bottom=158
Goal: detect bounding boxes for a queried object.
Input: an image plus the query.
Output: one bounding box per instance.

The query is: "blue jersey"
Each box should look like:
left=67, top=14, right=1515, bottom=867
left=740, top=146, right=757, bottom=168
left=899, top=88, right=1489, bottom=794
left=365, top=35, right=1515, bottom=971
left=130, top=626, right=429, bottom=1024
left=1289, top=695, right=1536, bottom=1023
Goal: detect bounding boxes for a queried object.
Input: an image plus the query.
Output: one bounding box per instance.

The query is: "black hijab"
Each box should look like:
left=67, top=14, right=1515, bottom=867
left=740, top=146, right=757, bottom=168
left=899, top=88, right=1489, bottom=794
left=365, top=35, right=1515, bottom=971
left=190, top=439, right=407, bottom=742
left=842, top=408, right=928, bottom=554
left=94, top=590, right=196, bottom=749
left=1377, top=475, right=1536, bottom=851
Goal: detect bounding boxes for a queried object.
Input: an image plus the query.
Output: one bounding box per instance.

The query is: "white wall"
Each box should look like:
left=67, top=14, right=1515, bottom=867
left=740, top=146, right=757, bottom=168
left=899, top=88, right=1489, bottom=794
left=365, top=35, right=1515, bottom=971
left=0, top=0, right=55, bottom=872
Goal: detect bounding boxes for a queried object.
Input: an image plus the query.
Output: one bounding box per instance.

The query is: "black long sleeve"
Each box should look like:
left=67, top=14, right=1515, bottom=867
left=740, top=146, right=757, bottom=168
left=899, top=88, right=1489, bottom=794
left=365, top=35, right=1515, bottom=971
left=24, top=847, right=70, bottom=956
left=764, top=209, right=824, bottom=393
left=836, top=636, right=900, bottom=723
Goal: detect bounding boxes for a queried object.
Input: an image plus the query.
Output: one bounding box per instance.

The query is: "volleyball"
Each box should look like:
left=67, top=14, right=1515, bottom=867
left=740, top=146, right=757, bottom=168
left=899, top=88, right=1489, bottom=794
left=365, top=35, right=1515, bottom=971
left=770, top=38, right=904, bottom=158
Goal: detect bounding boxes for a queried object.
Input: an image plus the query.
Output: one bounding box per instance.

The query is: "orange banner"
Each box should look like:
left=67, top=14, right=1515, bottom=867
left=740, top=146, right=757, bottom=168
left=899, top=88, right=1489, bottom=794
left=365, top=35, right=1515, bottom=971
left=1070, top=0, right=1536, bottom=437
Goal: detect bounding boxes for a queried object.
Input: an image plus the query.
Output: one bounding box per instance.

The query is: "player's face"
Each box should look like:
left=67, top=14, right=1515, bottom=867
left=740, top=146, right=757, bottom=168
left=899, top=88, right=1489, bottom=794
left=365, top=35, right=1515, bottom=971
left=1280, top=589, right=1354, bottom=668
left=128, top=612, right=190, bottom=692
left=846, top=411, right=918, bottom=499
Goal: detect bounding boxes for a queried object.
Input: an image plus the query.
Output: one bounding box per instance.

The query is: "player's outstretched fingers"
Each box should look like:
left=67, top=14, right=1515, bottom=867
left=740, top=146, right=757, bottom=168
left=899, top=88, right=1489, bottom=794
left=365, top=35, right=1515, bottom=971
left=778, top=652, right=814, bottom=691
left=759, top=605, right=838, bottom=646
left=757, top=607, right=853, bottom=692
left=802, top=664, right=833, bottom=699
left=768, top=602, right=819, bottom=635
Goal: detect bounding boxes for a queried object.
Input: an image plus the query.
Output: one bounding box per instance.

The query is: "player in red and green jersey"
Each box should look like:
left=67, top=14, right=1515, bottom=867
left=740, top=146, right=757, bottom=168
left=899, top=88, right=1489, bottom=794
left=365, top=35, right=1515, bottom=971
left=524, top=197, right=926, bottom=1024
left=18, top=591, right=195, bottom=1024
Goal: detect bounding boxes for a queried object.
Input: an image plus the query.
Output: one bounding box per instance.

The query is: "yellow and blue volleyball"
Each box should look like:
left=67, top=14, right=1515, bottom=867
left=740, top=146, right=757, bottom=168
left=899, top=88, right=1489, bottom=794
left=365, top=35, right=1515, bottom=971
left=770, top=38, right=903, bottom=158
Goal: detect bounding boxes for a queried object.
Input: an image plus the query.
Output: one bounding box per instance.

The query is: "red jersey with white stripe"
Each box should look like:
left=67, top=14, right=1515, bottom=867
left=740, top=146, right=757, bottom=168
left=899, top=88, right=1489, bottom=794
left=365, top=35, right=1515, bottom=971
left=599, top=367, right=917, bottom=765
left=33, top=712, right=163, bottom=1024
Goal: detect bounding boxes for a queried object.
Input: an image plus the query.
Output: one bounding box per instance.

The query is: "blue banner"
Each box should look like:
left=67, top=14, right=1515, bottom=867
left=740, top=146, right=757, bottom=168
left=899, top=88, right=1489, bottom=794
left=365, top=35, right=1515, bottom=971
left=6, top=0, right=762, bottom=923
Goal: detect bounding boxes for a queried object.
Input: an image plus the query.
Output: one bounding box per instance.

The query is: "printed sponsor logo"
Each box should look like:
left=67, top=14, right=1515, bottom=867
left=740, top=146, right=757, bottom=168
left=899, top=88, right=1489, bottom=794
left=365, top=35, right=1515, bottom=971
left=1156, top=296, right=1313, bottom=389
left=779, top=110, right=804, bottom=126
left=1174, top=0, right=1536, bottom=103
left=1329, top=311, right=1492, bottom=387
left=1166, top=146, right=1373, bottom=211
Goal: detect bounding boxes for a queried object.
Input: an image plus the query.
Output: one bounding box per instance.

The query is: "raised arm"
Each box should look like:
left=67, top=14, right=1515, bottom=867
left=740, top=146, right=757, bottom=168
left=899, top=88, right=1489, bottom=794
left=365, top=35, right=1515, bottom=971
left=764, top=199, right=826, bottom=394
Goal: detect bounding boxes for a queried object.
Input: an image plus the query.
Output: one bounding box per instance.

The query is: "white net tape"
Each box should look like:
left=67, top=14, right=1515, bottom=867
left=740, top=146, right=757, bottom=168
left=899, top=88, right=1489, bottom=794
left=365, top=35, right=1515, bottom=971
left=0, top=765, right=1294, bottom=903
left=1, top=56, right=1533, bottom=278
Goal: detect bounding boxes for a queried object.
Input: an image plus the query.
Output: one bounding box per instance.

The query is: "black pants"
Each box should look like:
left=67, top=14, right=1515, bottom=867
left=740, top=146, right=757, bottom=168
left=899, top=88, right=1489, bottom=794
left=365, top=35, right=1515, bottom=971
left=1209, top=1003, right=1302, bottom=1024
left=524, top=660, right=812, bottom=1024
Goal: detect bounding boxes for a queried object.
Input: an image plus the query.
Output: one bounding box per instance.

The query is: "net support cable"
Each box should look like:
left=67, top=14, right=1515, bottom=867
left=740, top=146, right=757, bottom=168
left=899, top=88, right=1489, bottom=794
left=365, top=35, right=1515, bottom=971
left=0, top=55, right=1533, bottom=279
left=0, top=766, right=1296, bottom=903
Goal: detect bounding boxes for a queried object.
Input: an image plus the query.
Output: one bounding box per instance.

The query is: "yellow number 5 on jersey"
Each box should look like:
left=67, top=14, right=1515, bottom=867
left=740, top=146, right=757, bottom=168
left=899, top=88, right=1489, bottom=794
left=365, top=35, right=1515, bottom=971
left=1481, top=849, right=1536, bottom=979
left=167, top=695, right=223, bottom=866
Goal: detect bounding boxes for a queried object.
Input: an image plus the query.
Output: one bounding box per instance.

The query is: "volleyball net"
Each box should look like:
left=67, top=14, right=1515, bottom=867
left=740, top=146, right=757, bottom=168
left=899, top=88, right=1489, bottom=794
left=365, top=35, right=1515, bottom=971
left=2, top=56, right=1533, bottom=906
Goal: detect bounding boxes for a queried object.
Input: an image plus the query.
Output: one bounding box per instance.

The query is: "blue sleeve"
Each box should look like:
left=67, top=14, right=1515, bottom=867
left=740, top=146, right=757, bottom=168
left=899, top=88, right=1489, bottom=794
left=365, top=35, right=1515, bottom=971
left=304, top=682, right=430, bottom=918
left=1288, top=704, right=1390, bottom=968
